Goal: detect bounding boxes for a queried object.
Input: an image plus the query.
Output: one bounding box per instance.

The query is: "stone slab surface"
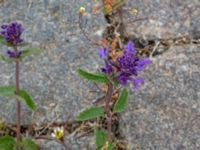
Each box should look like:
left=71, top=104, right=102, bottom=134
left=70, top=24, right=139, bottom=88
left=0, top=0, right=105, bottom=125
left=126, top=0, right=200, bottom=39
left=36, top=135, right=95, bottom=150
left=121, top=44, right=200, bottom=149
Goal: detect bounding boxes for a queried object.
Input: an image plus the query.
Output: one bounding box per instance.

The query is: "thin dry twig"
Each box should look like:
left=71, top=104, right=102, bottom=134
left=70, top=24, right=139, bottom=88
left=150, top=41, right=160, bottom=59
left=78, top=15, right=101, bottom=47
left=37, top=114, right=60, bottom=136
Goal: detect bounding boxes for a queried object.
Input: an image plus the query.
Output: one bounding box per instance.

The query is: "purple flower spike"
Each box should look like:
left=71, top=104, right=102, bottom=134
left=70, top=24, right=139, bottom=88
left=98, top=40, right=150, bottom=90
left=124, top=41, right=136, bottom=54
left=101, top=61, right=113, bottom=74
left=135, top=58, right=151, bottom=71
left=6, top=50, right=22, bottom=58
left=132, top=77, right=144, bottom=89
left=1, top=25, right=8, bottom=29
left=0, top=22, right=24, bottom=45
left=6, top=50, right=16, bottom=58
left=98, top=47, right=108, bottom=59
left=116, top=73, right=130, bottom=85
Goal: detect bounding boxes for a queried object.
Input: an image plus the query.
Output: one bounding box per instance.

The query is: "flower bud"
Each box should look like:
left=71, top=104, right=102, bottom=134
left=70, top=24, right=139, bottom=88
left=79, top=7, right=85, bottom=16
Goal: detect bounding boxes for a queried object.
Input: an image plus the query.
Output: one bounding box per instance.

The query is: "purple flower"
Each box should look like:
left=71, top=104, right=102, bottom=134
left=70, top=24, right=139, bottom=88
left=98, top=41, right=151, bottom=89
left=6, top=50, right=22, bottom=58
left=135, top=57, right=151, bottom=71
left=124, top=41, right=136, bottom=54
left=115, top=42, right=150, bottom=88
left=0, top=22, right=24, bottom=45
left=116, top=73, right=130, bottom=85
left=117, top=50, right=138, bottom=75
left=98, top=47, right=108, bottom=59
left=101, top=61, right=113, bottom=74
left=132, top=77, right=144, bottom=89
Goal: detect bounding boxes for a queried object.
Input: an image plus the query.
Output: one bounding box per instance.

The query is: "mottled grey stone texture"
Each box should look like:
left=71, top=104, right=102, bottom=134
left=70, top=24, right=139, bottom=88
left=126, top=0, right=200, bottom=39
left=0, top=0, right=105, bottom=125
left=35, top=135, right=95, bottom=150
left=37, top=136, right=95, bottom=150
left=0, top=0, right=200, bottom=150
left=121, top=45, right=200, bottom=150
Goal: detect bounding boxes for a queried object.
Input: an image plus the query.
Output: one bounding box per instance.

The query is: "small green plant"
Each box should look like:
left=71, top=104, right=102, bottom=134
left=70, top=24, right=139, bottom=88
left=0, top=22, right=40, bottom=150
left=76, top=41, right=151, bottom=149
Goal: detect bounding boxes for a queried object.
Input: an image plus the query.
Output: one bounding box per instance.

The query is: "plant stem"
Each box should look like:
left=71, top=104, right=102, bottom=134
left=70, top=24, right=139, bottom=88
left=15, top=46, right=21, bottom=150
left=104, top=82, right=113, bottom=141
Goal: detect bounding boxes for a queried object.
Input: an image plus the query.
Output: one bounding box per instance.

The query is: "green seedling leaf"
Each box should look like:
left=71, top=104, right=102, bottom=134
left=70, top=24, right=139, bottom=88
left=0, top=35, right=15, bottom=47
left=0, top=39, right=13, bottom=47
left=17, top=90, right=36, bottom=111
left=94, top=127, right=106, bottom=149
left=0, top=35, right=7, bottom=46
left=21, top=48, right=41, bottom=59
left=113, top=88, right=129, bottom=113
left=78, top=69, right=108, bottom=83
left=0, top=35, right=4, bottom=43
left=0, top=55, right=6, bottom=61
left=76, top=106, right=104, bottom=121
left=0, top=86, right=16, bottom=97
left=0, top=87, right=36, bottom=110
left=21, top=138, right=38, bottom=150
left=0, top=55, right=17, bottom=63
left=0, top=136, right=16, bottom=150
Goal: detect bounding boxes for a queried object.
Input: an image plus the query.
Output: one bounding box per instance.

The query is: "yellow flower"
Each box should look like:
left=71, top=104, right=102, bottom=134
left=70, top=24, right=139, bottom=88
left=51, top=127, right=64, bottom=140
left=79, top=7, right=85, bottom=16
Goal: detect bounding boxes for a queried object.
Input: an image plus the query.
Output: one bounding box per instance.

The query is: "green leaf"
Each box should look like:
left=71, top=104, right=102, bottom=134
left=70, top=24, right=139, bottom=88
left=0, top=87, right=36, bottom=110
left=0, top=38, right=13, bottom=47
left=0, top=55, right=6, bottom=61
left=0, top=35, right=13, bottom=47
left=0, top=55, right=16, bottom=63
left=21, top=48, right=41, bottom=59
left=76, top=107, right=104, bottom=121
left=21, top=138, right=38, bottom=150
left=17, top=90, right=36, bottom=111
left=107, top=141, right=113, bottom=150
left=0, top=136, right=16, bottom=150
left=0, top=35, right=4, bottom=42
left=94, top=127, right=106, bottom=149
left=0, top=86, right=16, bottom=97
left=0, top=35, right=6, bottom=46
left=113, top=88, right=129, bottom=113
left=78, top=69, right=108, bottom=83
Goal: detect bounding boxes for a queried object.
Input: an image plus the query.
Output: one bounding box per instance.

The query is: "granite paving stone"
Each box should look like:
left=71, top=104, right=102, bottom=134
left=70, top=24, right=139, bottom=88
left=121, top=45, right=200, bottom=150
left=126, top=0, right=200, bottom=39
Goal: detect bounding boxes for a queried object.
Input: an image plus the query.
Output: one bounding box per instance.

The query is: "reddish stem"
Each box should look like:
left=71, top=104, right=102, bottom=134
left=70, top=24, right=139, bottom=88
left=14, top=47, right=21, bottom=150
left=104, top=82, right=113, bottom=141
